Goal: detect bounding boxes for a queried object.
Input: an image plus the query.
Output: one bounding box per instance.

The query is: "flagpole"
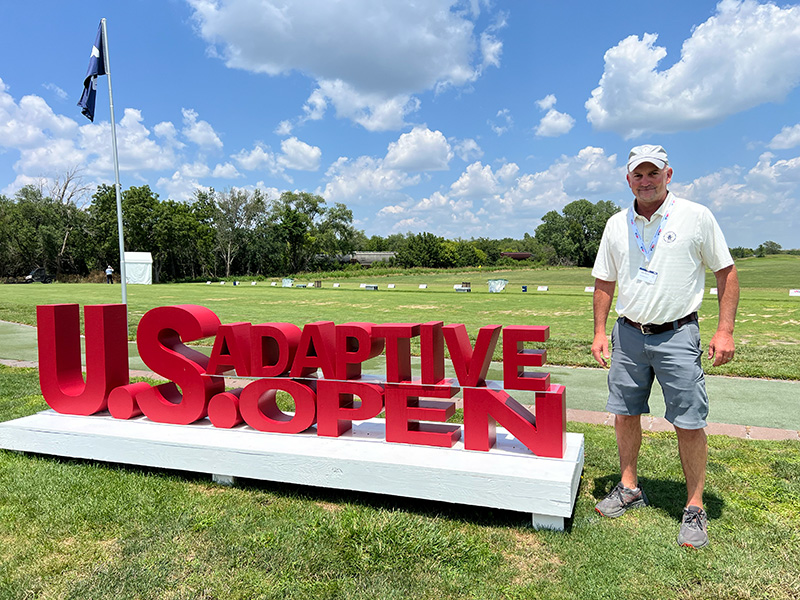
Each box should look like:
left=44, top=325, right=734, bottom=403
left=101, top=17, right=127, bottom=306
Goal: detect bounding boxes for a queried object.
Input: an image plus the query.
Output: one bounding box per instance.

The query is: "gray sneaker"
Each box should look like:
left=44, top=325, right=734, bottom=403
left=678, top=505, right=709, bottom=548
left=595, top=482, right=649, bottom=518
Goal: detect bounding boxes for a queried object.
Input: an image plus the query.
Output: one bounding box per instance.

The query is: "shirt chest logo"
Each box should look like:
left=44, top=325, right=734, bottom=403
left=664, top=231, right=677, bottom=244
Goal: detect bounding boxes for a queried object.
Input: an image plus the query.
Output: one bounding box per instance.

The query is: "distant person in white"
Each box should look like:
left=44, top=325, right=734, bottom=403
left=591, top=144, right=739, bottom=549
left=105, top=265, right=114, bottom=284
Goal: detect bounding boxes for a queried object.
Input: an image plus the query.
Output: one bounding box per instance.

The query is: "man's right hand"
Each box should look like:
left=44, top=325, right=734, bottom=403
left=592, top=332, right=610, bottom=368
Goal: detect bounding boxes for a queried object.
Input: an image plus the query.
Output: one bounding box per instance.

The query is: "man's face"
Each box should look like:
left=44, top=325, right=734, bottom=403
left=627, top=162, right=673, bottom=205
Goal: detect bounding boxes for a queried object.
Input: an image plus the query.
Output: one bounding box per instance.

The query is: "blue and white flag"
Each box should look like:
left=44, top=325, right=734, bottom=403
left=77, top=22, right=106, bottom=122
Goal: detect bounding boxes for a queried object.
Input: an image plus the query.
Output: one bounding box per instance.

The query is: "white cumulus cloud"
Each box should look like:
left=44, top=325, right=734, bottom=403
left=534, top=95, right=575, bottom=137
left=80, top=109, right=178, bottom=174
left=212, top=162, right=241, bottom=178
left=383, top=126, right=452, bottom=171
left=320, top=155, right=421, bottom=206
left=453, top=138, right=483, bottom=163
left=182, top=108, right=223, bottom=148
left=187, top=0, right=503, bottom=131
left=489, top=108, right=512, bottom=136
left=277, top=137, right=322, bottom=171
left=586, top=0, right=800, bottom=138
left=232, top=143, right=280, bottom=173
left=768, top=124, right=800, bottom=150
left=671, top=150, right=800, bottom=246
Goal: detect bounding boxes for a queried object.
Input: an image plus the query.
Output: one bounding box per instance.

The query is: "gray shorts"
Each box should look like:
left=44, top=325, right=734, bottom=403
left=606, top=317, right=709, bottom=429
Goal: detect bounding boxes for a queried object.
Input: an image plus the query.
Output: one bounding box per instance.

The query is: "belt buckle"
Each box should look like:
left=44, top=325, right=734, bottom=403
left=640, top=323, right=655, bottom=335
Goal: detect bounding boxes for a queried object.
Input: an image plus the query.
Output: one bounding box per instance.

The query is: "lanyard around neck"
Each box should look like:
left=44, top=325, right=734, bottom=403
left=628, top=195, right=674, bottom=264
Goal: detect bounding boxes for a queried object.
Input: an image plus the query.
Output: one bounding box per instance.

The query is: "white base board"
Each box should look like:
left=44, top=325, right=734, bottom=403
left=0, top=410, right=584, bottom=530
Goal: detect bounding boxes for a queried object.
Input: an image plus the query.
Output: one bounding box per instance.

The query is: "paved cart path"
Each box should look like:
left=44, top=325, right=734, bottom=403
left=2, top=320, right=797, bottom=440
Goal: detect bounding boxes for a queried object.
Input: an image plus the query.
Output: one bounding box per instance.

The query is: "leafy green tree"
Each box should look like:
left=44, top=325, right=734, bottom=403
left=756, top=240, right=782, bottom=257
left=363, top=233, right=406, bottom=253
left=89, top=184, right=166, bottom=277
left=87, top=185, right=219, bottom=281
left=190, top=190, right=220, bottom=277
left=317, top=202, right=362, bottom=258
left=730, top=246, right=754, bottom=259
left=152, top=199, right=215, bottom=282
left=0, top=195, right=13, bottom=275
left=240, top=220, right=286, bottom=276
left=470, top=237, right=502, bottom=265
left=397, top=232, right=454, bottom=268
left=350, top=229, right=369, bottom=252
left=2, top=185, right=91, bottom=278
left=535, top=199, right=619, bottom=266
left=122, top=185, right=160, bottom=254
left=86, top=184, right=125, bottom=269
left=444, top=239, right=486, bottom=267
left=269, top=192, right=323, bottom=273
left=364, top=234, right=389, bottom=251
left=211, top=188, right=267, bottom=277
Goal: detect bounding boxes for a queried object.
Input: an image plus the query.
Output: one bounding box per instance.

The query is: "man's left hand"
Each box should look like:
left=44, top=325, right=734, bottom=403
left=708, top=331, right=735, bottom=366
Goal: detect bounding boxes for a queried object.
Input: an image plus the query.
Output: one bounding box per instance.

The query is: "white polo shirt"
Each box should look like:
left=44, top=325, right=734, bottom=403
left=592, top=192, right=733, bottom=325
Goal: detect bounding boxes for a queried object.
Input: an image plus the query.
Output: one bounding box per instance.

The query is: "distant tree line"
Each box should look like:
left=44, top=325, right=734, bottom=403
left=0, top=182, right=363, bottom=282
left=731, top=241, right=799, bottom=258
left=2, top=180, right=791, bottom=282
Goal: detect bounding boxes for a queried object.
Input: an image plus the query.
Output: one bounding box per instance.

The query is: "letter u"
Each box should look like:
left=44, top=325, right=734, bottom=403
left=36, top=303, right=129, bottom=415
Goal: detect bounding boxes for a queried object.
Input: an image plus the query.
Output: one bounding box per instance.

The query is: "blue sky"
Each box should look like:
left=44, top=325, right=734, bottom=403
left=2, top=0, right=800, bottom=249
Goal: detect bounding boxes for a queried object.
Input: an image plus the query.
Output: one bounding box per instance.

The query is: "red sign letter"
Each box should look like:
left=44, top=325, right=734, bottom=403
left=442, top=324, right=501, bottom=387
left=462, top=384, right=566, bottom=458
left=335, top=323, right=385, bottom=380
left=502, top=325, right=550, bottom=391
left=207, top=322, right=252, bottom=376
left=316, top=379, right=384, bottom=436
left=136, top=305, right=224, bottom=424
left=385, top=383, right=460, bottom=447
left=290, top=321, right=336, bottom=379
left=373, top=323, right=420, bottom=382
left=238, top=378, right=316, bottom=433
left=420, top=321, right=446, bottom=384
left=250, top=323, right=302, bottom=377
left=37, top=303, right=129, bottom=415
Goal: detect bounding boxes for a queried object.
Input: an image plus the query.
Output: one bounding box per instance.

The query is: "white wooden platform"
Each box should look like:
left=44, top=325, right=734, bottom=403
left=0, top=410, right=584, bottom=530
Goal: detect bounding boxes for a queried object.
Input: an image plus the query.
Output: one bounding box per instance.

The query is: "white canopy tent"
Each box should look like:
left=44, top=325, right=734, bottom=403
left=124, top=252, right=153, bottom=285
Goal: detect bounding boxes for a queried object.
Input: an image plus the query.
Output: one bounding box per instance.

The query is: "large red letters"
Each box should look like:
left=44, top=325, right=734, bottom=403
left=36, top=304, right=567, bottom=458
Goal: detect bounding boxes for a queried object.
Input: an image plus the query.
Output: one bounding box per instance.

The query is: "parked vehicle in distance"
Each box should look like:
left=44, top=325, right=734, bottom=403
left=4, top=267, right=54, bottom=284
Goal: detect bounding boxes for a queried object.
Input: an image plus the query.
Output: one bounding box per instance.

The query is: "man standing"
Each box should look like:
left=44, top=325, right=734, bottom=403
left=591, top=144, right=739, bottom=548
left=105, top=265, right=114, bottom=284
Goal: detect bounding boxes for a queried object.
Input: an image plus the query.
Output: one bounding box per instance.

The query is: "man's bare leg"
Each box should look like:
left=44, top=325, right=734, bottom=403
left=616, top=414, right=642, bottom=489
left=675, top=426, right=707, bottom=508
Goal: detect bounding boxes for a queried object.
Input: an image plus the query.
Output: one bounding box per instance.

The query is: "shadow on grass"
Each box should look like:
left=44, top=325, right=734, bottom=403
left=592, top=474, right=724, bottom=521
left=8, top=450, right=546, bottom=529
left=236, top=476, right=542, bottom=529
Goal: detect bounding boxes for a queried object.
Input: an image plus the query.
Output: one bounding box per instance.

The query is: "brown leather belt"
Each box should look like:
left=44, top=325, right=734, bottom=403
left=622, top=312, right=698, bottom=335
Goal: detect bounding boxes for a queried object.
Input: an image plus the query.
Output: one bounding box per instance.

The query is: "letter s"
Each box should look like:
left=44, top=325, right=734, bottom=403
left=136, top=305, right=224, bottom=424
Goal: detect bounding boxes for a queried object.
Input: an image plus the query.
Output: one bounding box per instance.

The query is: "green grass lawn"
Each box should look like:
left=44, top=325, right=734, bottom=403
left=2, top=256, right=799, bottom=379
left=1, top=366, right=799, bottom=599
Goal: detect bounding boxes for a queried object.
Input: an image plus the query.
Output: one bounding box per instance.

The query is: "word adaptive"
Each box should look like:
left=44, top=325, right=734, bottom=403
left=37, top=304, right=567, bottom=458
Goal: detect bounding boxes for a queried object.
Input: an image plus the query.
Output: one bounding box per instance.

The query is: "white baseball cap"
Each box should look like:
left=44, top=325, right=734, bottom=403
left=627, top=144, right=669, bottom=172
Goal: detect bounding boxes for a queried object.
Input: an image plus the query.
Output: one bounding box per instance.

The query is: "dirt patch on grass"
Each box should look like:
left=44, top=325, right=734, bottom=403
left=397, top=305, right=441, bottom=310
left=503, top=530, right=563, bottom=586
left=482, top=309, right=584, bottom=317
